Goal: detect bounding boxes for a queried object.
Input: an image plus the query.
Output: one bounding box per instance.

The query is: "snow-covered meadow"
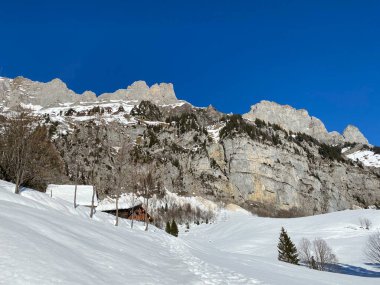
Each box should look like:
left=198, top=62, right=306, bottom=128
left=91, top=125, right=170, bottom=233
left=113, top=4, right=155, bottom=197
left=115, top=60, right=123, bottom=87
left=0, top=179, right=379, bottom=284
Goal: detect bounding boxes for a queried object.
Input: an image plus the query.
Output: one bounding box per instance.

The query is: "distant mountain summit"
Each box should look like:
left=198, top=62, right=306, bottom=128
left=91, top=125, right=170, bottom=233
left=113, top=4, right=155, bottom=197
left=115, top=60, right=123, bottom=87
left=0, top=76, right=178, bottom=109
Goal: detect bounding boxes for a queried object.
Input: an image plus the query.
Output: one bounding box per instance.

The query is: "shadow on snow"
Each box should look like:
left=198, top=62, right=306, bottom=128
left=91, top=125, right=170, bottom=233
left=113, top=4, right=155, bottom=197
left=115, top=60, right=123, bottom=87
left=330, top=263, right=380, bottom=278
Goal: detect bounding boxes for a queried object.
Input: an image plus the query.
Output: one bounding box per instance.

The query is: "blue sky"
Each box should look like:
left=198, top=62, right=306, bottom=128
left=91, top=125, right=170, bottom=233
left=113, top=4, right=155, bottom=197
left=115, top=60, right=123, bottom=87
left=0, top=0, right=379, bottom=145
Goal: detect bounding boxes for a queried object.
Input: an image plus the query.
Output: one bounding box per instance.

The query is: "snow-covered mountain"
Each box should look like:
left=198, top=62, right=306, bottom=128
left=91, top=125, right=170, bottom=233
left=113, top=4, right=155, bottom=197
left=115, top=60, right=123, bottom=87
left=1, top=180, right=379, bottom=284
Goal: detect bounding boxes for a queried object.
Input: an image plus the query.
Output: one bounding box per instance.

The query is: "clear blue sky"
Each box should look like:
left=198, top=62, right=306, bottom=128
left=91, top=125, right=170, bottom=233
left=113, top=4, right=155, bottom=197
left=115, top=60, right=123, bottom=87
left=0, top=0, right=379, bottom=145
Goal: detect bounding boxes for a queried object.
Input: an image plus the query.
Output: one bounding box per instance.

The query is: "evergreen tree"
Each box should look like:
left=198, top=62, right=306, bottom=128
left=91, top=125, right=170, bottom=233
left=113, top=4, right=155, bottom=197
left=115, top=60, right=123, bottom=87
left=277, top=227, right=299, bottom=265
left=171, top=219, right=179, bottom=237
left=165, top=221, right=171, bottom=234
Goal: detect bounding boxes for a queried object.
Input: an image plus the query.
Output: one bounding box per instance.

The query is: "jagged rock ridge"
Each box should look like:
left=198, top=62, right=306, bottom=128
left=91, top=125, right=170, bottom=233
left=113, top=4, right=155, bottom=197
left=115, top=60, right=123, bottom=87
left=0, top=76, right=179, bottom=109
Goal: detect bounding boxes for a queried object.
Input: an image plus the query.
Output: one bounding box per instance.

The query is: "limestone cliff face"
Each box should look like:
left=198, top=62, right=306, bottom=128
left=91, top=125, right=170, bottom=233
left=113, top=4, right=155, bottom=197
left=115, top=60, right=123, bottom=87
left=243, top=100, right=368, bottom=145
left=221, top=136, right=379, bottom=214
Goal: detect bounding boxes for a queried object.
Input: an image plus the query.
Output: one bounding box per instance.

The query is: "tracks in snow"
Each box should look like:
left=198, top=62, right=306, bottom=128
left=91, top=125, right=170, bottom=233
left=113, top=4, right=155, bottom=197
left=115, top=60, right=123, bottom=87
left=164, top=235, right=262, bottom=285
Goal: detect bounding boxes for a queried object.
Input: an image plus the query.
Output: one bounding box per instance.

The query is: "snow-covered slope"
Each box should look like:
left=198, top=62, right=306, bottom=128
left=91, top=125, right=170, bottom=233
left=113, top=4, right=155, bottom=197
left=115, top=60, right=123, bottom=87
left=1, top=180, right=379, bottom=284
left=346, top=150, right=380, bottom=168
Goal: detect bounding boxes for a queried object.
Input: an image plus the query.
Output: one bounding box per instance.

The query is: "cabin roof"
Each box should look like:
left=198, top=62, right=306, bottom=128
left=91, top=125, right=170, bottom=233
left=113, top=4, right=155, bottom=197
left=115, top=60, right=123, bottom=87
left=46, top=184, right=98, bottom=206
left=96, top=194, right=142, bottom=211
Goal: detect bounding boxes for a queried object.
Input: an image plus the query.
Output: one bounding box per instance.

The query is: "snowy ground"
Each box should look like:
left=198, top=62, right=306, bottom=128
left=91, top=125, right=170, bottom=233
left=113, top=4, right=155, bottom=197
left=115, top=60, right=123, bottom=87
left=0, top=179, right=379, bottom=284
left=346, top=150, right=380, bottom=168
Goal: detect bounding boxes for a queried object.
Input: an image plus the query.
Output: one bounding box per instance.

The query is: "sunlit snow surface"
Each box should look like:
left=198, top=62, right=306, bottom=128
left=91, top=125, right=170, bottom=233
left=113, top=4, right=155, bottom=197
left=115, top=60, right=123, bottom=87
left=347, top=150, right=380, bottom=168
left=1, top=179, right=380, bottom=284
left=206, top=122, right=226, bottom=142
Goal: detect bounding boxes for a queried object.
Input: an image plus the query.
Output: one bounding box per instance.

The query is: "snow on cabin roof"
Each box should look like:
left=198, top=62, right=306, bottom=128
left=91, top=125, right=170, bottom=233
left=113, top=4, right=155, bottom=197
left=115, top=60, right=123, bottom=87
left=46, top=184, right=98, bottom=206
left=96, top=193, right=142, bottom=212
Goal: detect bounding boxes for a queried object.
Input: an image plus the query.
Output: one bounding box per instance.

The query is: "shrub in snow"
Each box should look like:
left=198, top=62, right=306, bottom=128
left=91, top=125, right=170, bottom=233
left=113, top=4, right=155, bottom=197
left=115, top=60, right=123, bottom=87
left=171, top=220, right=179, bottom=237
left=298, top=238, right=338, bottom=271
left=365, top=231, right=380, bottom=264
left=164, top=220, right=179, bottom=237
left=359, top=217, right=372, bottom=230
left=277, top=227, right=299, bottom=265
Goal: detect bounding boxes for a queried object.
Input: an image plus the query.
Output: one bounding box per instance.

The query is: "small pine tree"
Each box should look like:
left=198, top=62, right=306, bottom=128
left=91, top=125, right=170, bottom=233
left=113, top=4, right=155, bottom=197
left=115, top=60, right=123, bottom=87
left=278, top=227, right=299, bottom=265
left=165, top=221, right=171, bottom=234
left=171, top=219, right=179, bottom=237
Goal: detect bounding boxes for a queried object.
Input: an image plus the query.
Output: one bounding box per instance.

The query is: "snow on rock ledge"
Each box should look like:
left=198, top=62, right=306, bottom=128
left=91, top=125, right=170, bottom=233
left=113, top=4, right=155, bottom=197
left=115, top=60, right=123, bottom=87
left=347, top=150, right=380, bottom=168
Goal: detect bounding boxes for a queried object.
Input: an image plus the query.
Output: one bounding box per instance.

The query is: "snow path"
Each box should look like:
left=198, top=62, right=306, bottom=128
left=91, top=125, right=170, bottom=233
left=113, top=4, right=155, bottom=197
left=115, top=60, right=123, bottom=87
left=164, top=235, right=261, bottom=284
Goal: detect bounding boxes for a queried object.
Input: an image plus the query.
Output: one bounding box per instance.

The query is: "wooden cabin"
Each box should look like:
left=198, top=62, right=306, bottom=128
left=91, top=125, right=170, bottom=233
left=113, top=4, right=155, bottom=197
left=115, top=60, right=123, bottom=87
left=102, top=204, right=153, bottom=222
left=97, top=196, right=153, bottom=222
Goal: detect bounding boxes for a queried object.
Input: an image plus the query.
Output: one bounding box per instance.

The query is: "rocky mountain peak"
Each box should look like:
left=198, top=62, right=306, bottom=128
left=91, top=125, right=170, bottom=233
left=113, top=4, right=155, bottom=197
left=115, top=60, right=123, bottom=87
left=343, top=125, right=369, bottom=145
left=243, top=100, right=329, bottom=141
left=243, top=100, right=370, bottom=145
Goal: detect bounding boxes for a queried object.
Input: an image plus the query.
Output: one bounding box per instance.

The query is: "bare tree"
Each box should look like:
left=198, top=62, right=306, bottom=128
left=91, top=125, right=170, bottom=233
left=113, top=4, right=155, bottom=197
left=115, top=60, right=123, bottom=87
left=365, top=231, right=380, bottom=264
left=74, top=184, right=78, bottom=208
left=298, top=238, right=337, bottom=271
left=87, top=117, right=104, bottom=218
left=313, top=238, right=338, bottom=271
left=129, top=169, right=139, bottom=229
left=298, top=238, right=314, bottom=268
left=112, top=140, right=134, bottom=226
left=73, top=164, right=81, bottom=208
left=90, top=186, right=96, bottom=218
left=115, top=193, right=120, bottom=226
left=0, top=113, right=63, bottom=193
left=138, top=164, right=156, bottom=231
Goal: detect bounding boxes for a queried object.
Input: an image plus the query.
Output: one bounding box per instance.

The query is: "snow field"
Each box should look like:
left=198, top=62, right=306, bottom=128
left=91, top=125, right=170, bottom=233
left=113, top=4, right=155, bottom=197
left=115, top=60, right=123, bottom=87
left=0, top=179, right=379, bottom=284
